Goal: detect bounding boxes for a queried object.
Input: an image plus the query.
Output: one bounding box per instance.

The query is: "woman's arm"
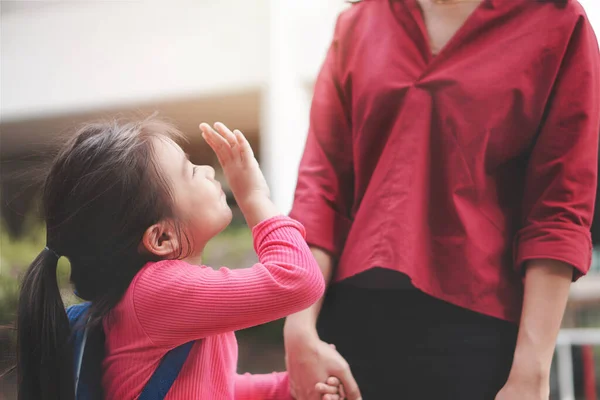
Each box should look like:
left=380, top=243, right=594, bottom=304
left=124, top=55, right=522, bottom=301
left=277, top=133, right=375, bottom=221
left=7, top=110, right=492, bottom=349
left=284, top=248, right=361, bottom=400
left=284, top=8, right=362, bottom=400
left=498, top=260, right=572, bottom=398
left=498, top=8, right=600, bottom=399
left=284, top=247, right=334, bottom=340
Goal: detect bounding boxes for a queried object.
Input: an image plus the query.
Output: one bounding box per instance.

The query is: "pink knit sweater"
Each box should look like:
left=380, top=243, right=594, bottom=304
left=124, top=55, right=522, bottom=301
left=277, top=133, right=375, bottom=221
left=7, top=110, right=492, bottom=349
left=102, top=216, right=325, bottom=399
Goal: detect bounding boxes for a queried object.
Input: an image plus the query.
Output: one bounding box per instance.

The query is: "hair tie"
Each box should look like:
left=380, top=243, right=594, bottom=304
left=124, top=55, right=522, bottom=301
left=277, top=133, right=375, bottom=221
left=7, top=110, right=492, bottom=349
left=45, top=246, right=61, bottom=259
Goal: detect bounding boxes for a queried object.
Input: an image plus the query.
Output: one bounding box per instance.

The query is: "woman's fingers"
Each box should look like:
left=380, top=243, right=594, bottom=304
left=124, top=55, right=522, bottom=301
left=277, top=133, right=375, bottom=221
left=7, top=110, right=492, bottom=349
left=337, top=368, right=361, bottom=400
left=339, top=383, right=346, bottom=399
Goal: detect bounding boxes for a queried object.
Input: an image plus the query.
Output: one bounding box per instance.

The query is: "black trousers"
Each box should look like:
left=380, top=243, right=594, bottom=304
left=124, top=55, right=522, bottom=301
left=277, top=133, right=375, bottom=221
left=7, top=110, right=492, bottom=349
left=317, top=285, right=518, bottom=400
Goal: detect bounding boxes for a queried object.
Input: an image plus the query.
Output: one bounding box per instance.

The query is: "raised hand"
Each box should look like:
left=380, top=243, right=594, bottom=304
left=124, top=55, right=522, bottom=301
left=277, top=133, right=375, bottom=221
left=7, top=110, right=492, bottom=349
left=200, top=122, right=278, bottom=227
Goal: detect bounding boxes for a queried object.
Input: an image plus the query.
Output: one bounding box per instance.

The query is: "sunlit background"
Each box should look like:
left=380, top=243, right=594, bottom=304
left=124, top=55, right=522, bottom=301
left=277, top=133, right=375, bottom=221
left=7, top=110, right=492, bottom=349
left=1, top=1, right=600, bottom=399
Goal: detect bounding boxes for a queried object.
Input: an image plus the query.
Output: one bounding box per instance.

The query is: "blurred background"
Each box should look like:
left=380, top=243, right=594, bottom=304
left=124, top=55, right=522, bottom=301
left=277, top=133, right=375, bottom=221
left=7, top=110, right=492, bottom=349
left=1, top=1, right=600, bottom=399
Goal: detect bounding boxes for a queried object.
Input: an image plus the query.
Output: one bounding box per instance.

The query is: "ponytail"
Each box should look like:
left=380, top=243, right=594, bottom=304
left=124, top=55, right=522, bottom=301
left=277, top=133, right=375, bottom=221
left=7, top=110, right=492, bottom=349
left=13, top=117, right=187, bottom=398
left=17, top=248, right=74, bottom=400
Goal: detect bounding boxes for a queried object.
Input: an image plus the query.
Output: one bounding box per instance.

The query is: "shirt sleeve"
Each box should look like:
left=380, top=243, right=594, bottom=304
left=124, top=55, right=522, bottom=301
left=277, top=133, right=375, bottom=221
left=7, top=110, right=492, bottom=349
left=289, top=14, right=354, bottom=259
left=132, top=216, right=325, bottom=346
left=514, top=15, right=600, bottom=279
left=235, top=372, right=292, bottom=400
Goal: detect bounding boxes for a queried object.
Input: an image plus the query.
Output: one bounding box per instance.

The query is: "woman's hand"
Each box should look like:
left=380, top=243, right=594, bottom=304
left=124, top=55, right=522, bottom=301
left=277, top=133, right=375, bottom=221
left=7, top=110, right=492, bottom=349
left=200, top=122, right=278, bottom=227
left=495, top=370, right=549, bottom=400
left=286, top=333, right=361, bottom=400
left=495, top=260, right=572, bottom=400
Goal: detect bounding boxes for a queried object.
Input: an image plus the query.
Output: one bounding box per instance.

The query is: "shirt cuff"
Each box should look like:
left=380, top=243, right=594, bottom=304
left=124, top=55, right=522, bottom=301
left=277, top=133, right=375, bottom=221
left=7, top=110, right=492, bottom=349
left=514, top=222, right=593, bottom=280
left=252, top=215, right=306, bottom=253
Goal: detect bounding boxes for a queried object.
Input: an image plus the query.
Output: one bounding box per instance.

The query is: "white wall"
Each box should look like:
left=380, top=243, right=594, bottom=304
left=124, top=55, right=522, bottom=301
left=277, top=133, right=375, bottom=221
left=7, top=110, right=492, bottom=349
left=0, top=0, right=345, bottom=214
left=261, top=0, right=345, bottom=213
left=2, top=0, right=597, bottom=214
left=580, top=0, right=600, bottom=33
left=0, top=1, right=270, bottom=121
left=1, top=0, right=597, bottom=122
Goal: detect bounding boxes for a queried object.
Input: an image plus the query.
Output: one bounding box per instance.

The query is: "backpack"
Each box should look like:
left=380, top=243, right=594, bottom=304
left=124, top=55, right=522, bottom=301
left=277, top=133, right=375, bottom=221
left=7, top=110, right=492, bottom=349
left=66, top=302, right=194, bottom=400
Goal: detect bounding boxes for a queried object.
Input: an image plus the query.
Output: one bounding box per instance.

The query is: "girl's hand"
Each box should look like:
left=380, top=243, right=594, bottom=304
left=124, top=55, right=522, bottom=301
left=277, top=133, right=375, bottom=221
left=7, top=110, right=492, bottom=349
left=315, top=377, right=344, bottom=400
left=200, top=122, right=269, bottom=204
left=200, top=122, right=278, bottom=227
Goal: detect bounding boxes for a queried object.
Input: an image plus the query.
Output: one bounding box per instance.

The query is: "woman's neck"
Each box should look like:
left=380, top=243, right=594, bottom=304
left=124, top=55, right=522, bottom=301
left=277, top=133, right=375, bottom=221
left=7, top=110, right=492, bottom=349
left=416, top=0, right=482, bottom=56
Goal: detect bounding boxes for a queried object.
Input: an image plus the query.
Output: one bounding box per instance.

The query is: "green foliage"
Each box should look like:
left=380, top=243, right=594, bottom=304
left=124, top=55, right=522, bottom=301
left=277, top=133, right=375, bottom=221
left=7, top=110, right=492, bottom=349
left=0, top=215, right=71, bottom=325
left=203, top=225, right=256, bottom=268
left=0, top=277, right=20, bottom=326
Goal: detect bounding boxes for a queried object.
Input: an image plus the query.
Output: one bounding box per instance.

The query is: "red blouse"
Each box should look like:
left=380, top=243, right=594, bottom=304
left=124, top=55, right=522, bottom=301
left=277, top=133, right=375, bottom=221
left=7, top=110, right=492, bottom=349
left=290, top=0, right=600, bottom=322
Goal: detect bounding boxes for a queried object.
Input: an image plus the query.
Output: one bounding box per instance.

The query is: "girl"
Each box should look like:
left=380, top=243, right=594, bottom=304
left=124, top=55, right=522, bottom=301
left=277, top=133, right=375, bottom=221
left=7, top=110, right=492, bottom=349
left=16, top=118, right=343, bottom=400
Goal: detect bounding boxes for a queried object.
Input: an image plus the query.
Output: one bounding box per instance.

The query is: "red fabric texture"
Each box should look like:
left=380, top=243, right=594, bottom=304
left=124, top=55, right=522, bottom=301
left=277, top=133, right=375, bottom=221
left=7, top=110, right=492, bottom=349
left=291, top=0, right=600, bottom=322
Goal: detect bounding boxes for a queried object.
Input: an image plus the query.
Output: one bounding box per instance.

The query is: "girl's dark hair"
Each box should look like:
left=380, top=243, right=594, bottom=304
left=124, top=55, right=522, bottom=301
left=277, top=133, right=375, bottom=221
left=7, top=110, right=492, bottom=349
left=16, top=118, right=186, bottom=400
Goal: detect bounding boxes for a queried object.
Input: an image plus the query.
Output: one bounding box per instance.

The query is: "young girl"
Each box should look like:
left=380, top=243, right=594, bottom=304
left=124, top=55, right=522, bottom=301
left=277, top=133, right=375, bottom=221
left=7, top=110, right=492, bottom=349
left=16, top=118, right=344, bottom=400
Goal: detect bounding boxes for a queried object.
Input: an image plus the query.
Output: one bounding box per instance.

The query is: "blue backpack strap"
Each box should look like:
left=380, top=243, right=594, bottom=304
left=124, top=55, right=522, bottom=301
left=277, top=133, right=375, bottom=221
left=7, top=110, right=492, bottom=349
left=67, top=302, right=92, bottom=396
left=68, top=301, right=193, bottom=400
left=66, top=301, right=91, bottom=324
left=139, top=341, right=195, bottom=400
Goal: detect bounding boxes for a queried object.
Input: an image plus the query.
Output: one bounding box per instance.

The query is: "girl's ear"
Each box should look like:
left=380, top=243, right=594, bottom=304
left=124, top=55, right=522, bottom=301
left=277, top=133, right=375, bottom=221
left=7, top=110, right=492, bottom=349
left=141, top=220, right=180, bottom=258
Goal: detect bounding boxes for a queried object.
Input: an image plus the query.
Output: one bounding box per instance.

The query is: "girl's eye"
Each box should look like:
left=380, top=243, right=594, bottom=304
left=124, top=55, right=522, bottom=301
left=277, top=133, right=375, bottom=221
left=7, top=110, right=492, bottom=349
left=192, top=166, right=197, bottom=177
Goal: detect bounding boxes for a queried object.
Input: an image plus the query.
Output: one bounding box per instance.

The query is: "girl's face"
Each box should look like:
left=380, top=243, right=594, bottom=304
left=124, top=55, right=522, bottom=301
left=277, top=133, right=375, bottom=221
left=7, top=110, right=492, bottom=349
left=153, top=137, right=232, bottom=257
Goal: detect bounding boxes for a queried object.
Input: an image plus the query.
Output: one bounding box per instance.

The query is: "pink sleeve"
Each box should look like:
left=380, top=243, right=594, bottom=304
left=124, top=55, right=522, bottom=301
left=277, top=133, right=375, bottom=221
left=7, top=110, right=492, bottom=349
left=235, top=372, right=292, bottom=400
left=132, top=216, right=325, bottom=346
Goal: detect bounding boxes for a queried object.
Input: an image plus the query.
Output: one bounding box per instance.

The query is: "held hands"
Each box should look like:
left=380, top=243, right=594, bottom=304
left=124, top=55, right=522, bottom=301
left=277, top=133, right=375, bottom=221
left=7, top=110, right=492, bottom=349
left=286, top=335, right=361, bottom=400
left=201, top=121, right=353, bottom=399
left=200, top=122, right=278, bottom=227
left=313, top=377, right=344, bottom=400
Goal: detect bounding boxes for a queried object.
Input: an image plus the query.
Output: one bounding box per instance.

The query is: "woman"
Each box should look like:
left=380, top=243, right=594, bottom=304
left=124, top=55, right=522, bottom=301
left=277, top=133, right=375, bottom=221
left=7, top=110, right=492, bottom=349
left=284, top=0, right=600, bottom=399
